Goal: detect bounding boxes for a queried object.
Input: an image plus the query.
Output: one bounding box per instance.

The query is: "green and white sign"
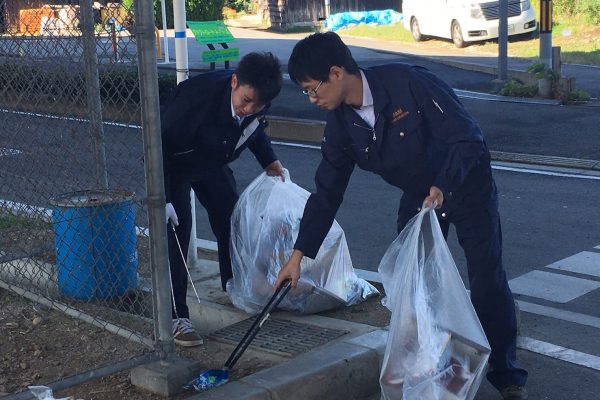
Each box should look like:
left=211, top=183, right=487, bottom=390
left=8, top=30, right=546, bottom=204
left=187, top=21, right=235, bottom=44
left=202, top=47, right=240, bottom=63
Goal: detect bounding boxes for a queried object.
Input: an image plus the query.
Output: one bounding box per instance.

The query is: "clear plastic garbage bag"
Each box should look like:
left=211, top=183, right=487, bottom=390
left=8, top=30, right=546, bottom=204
left=227, top=170, right=379, bottom=314
left=378, top=206, right=490, bottom=400
left=28, top=386, right=78, bottom=400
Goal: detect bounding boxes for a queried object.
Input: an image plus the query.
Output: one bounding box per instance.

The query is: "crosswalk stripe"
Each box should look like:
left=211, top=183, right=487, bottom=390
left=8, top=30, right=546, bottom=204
left=509, top=270, right=600, bottom=303
left=518, top=336, right=600, bottom=371
left=547, top=251, right=600, bottom=278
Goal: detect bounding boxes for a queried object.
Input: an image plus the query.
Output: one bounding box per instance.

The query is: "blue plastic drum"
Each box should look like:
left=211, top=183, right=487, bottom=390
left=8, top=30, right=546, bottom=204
left=50, top=190, right=139, bottom=300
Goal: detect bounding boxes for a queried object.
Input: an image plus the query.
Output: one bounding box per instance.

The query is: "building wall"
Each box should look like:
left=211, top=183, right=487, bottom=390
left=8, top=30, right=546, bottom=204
left=266, top=0, right=401, bottom=29
left=3, top=0, right=81, bottom=33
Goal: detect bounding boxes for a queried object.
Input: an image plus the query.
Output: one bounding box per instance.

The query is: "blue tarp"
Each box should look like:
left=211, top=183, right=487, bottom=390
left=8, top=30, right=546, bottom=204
left=326, top=10, right=403, bottom=32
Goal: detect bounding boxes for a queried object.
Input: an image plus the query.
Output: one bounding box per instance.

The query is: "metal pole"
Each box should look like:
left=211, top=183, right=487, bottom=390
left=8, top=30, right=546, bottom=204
left=134, top=0, right=175, bottom=359
left=173, top=0, right=189, bottom=83
left=79, top=0, right=109, bottom=189
left=4, top=354, right=159, bottom=400
left=498, top=0, right=508, bottom=81
left=160, top=0, right=170, bottom=62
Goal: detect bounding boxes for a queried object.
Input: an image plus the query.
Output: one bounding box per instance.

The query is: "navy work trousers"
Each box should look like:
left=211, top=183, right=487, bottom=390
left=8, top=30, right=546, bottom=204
left=396, top=190, right=528, bottom=390
left=167, top=166, right=238, bottom=319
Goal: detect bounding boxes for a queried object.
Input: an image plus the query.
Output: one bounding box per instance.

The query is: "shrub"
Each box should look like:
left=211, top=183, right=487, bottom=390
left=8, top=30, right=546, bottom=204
left=499, top=79, right=538, bottom=98
left=526, top=62, right=560, bottom=82
left=0, top=63, right=176, bottom=108
left=568, top=89, right=591, bottom=103
left=225, top=0, right=256, bottom=13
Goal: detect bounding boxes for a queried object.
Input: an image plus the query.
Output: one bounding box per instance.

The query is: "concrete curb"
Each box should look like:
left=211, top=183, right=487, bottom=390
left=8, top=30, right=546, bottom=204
left=180, top=258, right=388, bottom=399
left=187, top=329, right=388, bottom=400
left=266, top=116, right=600, bottom=171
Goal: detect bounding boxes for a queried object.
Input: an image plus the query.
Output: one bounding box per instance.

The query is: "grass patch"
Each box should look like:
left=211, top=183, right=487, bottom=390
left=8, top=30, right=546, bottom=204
left=0, top=215, right=50, bottom=230
left=339, top=23, right=413, bottom=42
left=339, top=14, right=600, bottom=65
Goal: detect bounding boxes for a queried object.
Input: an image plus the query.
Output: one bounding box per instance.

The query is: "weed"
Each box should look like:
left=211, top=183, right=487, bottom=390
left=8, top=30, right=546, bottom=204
left=499, top=80, right=538, bottom=97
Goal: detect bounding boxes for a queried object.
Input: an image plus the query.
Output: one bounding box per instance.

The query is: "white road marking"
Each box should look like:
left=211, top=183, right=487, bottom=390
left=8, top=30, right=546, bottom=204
left=517, top=300, right=600, bottom=330
left=546, top=251, right=600, bottom=278
left=509, top=270, right=600, bottom=303
left=517, top=336, right=600, bottom=371
left=0, top=148, right=22, bottom=156
left=492, top=165, right=600, bottom=180
left=0, top=108, right=133, bottom=129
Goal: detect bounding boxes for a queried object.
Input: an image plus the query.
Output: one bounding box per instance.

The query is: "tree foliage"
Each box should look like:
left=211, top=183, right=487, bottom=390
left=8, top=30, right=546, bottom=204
left=154, top=0, right=226, bottom=28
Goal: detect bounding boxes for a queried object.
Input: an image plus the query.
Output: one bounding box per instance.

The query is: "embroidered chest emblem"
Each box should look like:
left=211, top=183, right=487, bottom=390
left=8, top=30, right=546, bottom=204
left=392, top=108, right=410, bottom=123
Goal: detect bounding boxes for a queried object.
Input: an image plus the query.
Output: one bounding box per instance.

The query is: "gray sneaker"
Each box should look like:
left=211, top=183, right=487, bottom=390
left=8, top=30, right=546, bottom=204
left=172, top=318, right=203, bottom=347
left=500, top=385, right=528, bottom=400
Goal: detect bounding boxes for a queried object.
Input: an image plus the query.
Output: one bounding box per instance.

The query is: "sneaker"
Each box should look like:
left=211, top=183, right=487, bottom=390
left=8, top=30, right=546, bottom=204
left=172, top=318, right=203, bottom=347
left=500, top=385, right=529, bottom=400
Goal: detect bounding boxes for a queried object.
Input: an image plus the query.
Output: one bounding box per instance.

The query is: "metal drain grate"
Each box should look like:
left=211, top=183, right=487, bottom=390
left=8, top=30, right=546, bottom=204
left=210, top=318, right=349, bottom=356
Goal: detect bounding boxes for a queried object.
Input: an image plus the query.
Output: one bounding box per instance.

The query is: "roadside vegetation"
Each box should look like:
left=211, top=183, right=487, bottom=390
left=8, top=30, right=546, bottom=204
left=339, top=0, right=600, bottom=66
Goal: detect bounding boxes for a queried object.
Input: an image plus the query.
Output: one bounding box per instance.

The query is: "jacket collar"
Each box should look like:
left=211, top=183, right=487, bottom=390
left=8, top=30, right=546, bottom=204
left=362, top=68, right=390, bottom=115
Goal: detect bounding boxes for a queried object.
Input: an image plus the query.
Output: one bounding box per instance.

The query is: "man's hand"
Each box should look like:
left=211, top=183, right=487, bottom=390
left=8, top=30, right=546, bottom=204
left=165, top=203, right=179, bottom=226
left=265, top=160, right=285, bottom=181
left=423, top=186, right=444, bottom=209
left=275, top=249, right=303, bottom=289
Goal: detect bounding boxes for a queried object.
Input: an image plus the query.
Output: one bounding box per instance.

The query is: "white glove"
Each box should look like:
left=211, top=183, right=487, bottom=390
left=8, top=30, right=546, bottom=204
left=165, top=203, right=179, bottom=226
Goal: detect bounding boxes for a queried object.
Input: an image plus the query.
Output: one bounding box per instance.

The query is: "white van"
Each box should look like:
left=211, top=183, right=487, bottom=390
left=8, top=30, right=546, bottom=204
left=402, top=0, right=537, bottom=47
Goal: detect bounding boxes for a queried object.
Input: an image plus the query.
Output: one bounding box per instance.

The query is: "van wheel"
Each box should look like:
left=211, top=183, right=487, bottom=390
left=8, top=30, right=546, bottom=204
left=410, top=18, right=423, bottom=42
left=451, top=21, right=466, bottom=48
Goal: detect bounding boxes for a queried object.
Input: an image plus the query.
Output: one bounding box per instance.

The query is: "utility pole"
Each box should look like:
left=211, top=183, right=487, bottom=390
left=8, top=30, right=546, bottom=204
left=539, top=0, right=553, bottom=67
left=498, top=0, right=508, bottom=81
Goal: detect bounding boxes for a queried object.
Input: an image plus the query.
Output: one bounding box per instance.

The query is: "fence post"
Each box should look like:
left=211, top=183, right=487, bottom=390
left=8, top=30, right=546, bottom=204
left=134, top=0, right=175, bottom=358
left=79, top=0, right=109, bottom=188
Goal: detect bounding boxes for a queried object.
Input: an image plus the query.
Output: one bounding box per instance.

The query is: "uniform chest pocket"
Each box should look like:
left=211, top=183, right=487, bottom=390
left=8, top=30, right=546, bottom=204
left=380, top=116, right=428, bottom=171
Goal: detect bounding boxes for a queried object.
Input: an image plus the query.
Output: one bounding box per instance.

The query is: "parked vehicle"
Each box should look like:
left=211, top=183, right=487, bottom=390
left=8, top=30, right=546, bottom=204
left=402, top=0, right=537, bottom=47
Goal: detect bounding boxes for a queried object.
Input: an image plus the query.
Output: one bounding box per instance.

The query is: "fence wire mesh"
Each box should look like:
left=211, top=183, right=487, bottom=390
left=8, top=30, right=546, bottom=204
left=0, top=0, right=168, bottom=394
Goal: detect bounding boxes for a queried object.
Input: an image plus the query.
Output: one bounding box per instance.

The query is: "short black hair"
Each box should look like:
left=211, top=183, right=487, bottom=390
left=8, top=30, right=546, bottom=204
left=288, top=32, right=359, bottom=84
left=235, top=52, right=282, bottom=104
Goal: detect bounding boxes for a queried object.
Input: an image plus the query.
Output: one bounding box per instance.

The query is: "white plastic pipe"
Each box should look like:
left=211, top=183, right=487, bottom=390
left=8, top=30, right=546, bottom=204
left=171, top=0, right=196, bottom=264
left=160, top=0, right=170, bottom=62
left=173, top=0, right=189, bottom=83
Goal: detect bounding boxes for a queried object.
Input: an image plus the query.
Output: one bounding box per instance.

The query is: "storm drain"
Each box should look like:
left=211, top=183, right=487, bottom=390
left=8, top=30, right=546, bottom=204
left=210, top=318, right=349, bottom=356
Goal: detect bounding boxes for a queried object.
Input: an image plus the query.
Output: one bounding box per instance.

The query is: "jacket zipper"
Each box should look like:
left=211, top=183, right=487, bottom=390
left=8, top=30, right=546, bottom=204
left=352, top=114, right=380, bottom=141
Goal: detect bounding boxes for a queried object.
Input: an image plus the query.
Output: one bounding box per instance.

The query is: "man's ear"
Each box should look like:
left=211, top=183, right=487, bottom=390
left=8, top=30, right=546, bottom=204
left=231, top=73, right=238, bottom=89
left=329, top=66, right=345, bottom=82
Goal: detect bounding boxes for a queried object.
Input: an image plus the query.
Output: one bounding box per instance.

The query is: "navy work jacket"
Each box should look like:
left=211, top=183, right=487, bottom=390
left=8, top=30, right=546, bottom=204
left=295, top=63, right=495, bottom=258
left=160, top=70, right=277, bottom=202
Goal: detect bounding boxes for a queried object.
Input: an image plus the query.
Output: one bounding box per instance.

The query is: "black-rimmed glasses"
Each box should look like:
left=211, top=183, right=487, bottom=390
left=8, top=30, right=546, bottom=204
left=302, top=80, right=324, bottom=97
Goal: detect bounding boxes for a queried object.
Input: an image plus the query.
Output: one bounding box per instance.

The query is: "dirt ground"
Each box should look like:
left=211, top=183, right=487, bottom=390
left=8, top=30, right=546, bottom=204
left=0, top=281, right=390, bottom=400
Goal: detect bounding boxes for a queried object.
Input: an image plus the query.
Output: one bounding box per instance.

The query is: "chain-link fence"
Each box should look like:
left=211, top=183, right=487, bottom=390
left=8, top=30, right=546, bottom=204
left=0, top=0, right=172, bottom=395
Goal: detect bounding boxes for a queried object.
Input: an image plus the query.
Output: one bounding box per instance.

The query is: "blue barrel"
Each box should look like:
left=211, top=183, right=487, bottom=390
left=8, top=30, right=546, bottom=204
left=50, top=190, right=139, bottom=300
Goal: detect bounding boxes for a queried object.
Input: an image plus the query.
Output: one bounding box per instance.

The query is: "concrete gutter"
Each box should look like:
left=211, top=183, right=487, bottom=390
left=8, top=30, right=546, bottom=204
left=188, top=329, right=387, bottom=400
left=178, top=258, right=387, bottom=400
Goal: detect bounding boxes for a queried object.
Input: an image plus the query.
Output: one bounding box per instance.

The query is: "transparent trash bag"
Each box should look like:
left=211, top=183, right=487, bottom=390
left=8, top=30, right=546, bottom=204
left=28, top=386, right=78, bottom=400
left=378, top=207, right=490, bottom=400
left=227, top=170, right=379, bottom=314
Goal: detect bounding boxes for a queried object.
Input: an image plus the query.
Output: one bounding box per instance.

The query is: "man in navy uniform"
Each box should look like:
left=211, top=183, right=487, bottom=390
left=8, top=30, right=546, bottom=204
left=274, top=33, right=528, bottom=400
left=162, top=52, right=285, bottom=346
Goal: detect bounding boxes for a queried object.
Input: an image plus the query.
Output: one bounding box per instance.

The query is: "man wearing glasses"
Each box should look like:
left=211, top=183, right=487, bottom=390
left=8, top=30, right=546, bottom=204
left=274, top=32, right=528, bottom=400
left=161, top=52, right=285, bottom=347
